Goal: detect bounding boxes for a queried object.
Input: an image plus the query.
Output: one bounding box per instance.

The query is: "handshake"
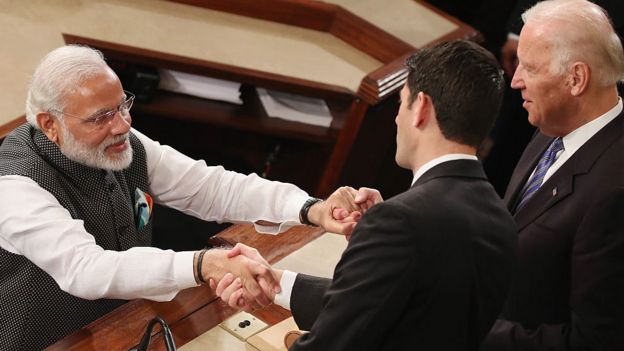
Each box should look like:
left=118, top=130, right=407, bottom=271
left=202, top=186, right=383, bottom=311
left=209, top=243, right=284, bottom=312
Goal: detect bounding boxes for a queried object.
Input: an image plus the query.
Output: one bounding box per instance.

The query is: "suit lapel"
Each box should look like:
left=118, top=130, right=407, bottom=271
left=512, top=169, right=573, bottom=231
left=503, top=132, right=550, bottom=211
left=511, top=113, right=623, bottom=231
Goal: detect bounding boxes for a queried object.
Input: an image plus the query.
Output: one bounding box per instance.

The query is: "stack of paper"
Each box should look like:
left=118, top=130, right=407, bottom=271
left=257, top=88, right=333, bottom=127
left=158, top=69, right=243, bottom=105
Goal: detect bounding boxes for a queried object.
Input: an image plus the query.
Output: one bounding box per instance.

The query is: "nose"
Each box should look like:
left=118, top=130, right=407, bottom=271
left=109, top=110, right=132, bottom=135
left=510, top=67, right=524, bottom=90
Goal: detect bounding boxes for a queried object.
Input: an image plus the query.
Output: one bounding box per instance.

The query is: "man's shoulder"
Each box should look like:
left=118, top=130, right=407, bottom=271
left=563, top=114, right=623, bottom=182
left=0, top=123, right=33, bottom=148
left=391, top=172, right=493, bottom=206
left=352, top=176, right=515, bottom=255
left=0, top=124, right=46, bottom=177
left=367, top=176, right=489, bottom=224
left=383, top=175, right=512, bottom=230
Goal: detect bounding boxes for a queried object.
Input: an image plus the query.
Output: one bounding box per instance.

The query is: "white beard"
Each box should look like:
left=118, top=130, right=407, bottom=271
left=58, top=121, right=133, bottom=171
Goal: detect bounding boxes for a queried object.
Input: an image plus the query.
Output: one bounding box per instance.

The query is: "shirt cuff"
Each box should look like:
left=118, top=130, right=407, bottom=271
left=274, top=270, right=297, bottom=310
left=174, top=251, right=200, bottom=289
left=253, top=192, right=310, bottom=234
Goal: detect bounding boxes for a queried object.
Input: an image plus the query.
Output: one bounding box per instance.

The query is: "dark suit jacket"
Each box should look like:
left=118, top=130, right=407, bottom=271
left=289, top=160, right=517, bottom=351
left=482, top=113, right=624, bottom=350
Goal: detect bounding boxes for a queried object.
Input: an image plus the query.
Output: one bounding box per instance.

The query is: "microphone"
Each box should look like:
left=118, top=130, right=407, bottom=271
left=130, top=316, right=177, bottom=351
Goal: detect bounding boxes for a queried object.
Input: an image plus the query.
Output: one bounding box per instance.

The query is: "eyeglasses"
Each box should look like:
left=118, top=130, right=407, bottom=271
left=50, top=91, right=135, bottom=131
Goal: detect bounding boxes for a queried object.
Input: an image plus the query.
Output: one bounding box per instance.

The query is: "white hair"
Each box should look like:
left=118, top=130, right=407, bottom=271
left=25, top=45, right=108, bottom=128
left=522, top=0, right=624, bottom=86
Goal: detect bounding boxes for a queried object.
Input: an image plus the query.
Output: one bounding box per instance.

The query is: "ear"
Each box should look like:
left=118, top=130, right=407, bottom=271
left=568, top=61, right=590, bottom=96
left=36, top=112, right=61, bottom=144
left=412, top=92, right=433, bottom=128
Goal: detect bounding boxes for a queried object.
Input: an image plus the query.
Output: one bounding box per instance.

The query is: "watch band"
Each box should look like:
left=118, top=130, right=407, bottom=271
left=299, top=197, right=322, bottom=226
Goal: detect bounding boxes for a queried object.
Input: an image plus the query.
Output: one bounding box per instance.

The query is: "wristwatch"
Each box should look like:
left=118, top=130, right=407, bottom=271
left=299, top=197, right=322, bottom=226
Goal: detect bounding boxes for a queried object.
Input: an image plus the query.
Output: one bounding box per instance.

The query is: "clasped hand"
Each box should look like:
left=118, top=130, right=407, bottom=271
left=209, top=243, right=279, bottom=312
left=203, top=246, right=280, bottom=310
left=308, top=186, right=382, bottom=239
left=211, top=186, right=383, bottom=311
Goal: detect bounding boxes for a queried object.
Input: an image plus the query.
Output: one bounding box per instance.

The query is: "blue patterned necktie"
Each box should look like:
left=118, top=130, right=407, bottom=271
left=515, top=137, right=565, bottom=211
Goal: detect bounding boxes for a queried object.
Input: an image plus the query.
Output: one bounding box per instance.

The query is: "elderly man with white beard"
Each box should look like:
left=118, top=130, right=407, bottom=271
left=0, top=45, right=379, bottom=350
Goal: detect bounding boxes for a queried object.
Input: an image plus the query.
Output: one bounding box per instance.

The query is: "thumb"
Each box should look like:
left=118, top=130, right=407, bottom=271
left=354, top=193, right=366, bottom=203
left=325, top=221, right=356, bottom=236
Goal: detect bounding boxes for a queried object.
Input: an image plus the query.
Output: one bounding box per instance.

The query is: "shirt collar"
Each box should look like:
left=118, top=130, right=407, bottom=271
left=562, top=97, right=622, bottom=156
left=411, top=154, right=478, bottom=186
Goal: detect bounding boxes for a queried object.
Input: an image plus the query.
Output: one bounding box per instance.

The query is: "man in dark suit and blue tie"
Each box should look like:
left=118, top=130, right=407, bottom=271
left=215, top=40, right=518, bottom=351
left=481, top=1, right=624, bottom=350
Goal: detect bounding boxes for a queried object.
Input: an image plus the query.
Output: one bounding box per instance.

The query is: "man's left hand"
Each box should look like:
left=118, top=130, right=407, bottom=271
left=308, top=186, right=383, bottom=238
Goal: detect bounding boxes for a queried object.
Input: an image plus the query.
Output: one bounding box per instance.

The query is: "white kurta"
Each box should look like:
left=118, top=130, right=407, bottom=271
left=0, top=128, right=309, bottom=301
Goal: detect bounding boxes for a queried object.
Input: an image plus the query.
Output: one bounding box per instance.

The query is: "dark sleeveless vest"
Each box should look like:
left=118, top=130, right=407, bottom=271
left=0, top=124, right=153, bottom=350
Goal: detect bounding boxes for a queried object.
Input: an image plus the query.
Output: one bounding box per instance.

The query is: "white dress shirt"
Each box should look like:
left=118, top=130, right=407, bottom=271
left=274, top=153, right=478, bottom=310
left=0, top=128, right=309, bottom=301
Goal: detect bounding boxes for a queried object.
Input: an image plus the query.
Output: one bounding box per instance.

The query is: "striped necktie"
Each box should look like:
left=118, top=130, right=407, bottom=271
left=515, top=137, right=564, bottom=211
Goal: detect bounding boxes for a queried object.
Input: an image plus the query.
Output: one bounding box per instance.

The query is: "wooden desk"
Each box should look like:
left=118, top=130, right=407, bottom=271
left=46, top=224, right=325, bottom=351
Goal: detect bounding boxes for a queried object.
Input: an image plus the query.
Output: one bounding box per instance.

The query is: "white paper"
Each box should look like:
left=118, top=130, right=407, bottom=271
left=273, top=233, right=347, bottom=278
left=158, top=69, right=243, bottom=105
left=257, top=88, right=333, bottom=127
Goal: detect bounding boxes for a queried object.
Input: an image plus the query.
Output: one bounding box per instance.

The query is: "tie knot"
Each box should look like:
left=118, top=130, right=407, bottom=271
left=549, top=137, right=564, bottom=154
